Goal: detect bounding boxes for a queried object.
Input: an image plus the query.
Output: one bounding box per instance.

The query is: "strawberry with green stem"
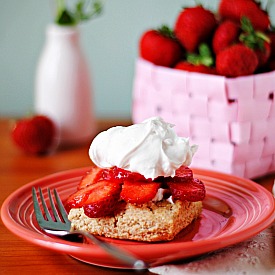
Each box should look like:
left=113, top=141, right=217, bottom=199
left=139, top=25, right=183, bottom=67
left=174, top=5, right=217, bottom=52
left=175, top=43, right=216, bottom=74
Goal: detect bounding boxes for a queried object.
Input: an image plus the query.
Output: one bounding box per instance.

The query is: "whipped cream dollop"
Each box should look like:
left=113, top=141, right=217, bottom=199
left=89, top=117, right=198, bottom=179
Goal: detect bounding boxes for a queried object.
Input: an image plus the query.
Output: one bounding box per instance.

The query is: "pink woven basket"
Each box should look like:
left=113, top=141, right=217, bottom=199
left=132, top=58, right=275, bottom=178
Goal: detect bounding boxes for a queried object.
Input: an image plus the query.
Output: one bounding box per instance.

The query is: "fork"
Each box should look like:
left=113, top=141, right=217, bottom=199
left=32, top=187, right=148, bottom=270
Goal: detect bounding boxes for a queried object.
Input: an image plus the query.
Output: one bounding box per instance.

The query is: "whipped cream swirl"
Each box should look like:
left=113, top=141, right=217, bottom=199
left=89, top=117, right=197, bottom=179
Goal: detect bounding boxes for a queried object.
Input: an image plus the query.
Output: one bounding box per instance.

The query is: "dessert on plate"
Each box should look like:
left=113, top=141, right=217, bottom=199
left=65, top=117, right=205, bottom=242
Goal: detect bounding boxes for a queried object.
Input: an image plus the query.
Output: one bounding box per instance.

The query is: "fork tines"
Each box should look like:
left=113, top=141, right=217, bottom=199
left=32, top=187, right=70, bottom=229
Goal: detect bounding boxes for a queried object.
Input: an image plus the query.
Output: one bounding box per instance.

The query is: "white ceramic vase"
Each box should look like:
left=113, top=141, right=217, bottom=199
left=34, top=24, right=96, bottom=146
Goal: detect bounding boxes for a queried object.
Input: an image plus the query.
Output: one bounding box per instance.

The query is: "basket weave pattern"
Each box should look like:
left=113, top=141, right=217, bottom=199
left=132, top=58, right=275, bottom=178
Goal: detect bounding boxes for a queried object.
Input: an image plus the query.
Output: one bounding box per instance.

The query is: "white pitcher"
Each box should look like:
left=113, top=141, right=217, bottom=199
left=34, top=24, right=96, bottom=147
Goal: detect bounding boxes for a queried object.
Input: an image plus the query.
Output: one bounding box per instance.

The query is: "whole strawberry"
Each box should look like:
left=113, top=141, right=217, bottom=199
left=216, top=44, right=258, bottom=77
left=139, top=25, right=183, bottom=67
left=219, top=0, right=270, bottom=31
left=11, top=115, right=56, bottom=155
left=174, top=5, right=217, bottom=52
left=212, top=20, right=240, bottom=54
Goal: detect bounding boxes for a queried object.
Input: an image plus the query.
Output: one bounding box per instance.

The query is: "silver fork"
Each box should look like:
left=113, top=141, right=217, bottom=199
left=32, top=187, right=148, bottom=270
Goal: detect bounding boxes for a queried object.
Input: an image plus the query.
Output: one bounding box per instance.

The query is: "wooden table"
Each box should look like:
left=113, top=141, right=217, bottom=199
left=0, top=117, right=274, bottom=274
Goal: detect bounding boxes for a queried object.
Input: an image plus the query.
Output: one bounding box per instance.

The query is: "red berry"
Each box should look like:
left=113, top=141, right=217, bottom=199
left=173, top=166, right=194, bottom=182
left=254, top=41, right=271, bottom=69
left=66, top=185, right=94, bottom=210
left=140, top=25, right=183, bottom=67
left=120, top=181, right=160, bottom=204
left=219, top=0, right=270, bottom=31
left=175, top=61, right=216, bottom=75
left=78, top=166, right=104, bottom=190
left=267, top=59, right=275, bottom=71
left=66, top=180, right=122, bottom=218
left=11, top=115, right=56, bottom=155
left=102, top=166, right=147, bottom=182
left=216, top=44, right=258, bottom=77
left=268, top=32, right=275, bottom=59
left=167, top=178, right=206, bottom=202
left=174, top=6, right=217, bottom=52
left=212, top=20, right=240, bottom=54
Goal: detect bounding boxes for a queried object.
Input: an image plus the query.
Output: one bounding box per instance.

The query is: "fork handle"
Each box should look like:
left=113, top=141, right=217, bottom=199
left=75, top=230, right=149, bottom=270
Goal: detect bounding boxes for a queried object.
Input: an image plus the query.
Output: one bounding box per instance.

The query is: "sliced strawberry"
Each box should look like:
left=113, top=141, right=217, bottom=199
left=83, top=181, right=122, bottom=218
left=120, top=181, right=160, bottom=204
left=173, top=166, right=193, bottom=182
left=102, top=166, right=147, bottom=182
left=78, top=166, right=104, bottom=190
left=65, top=180, right=122, bottom=218
left=167, top=178, right=205, bottom=202
left=65, top=184, right=95, bottom=211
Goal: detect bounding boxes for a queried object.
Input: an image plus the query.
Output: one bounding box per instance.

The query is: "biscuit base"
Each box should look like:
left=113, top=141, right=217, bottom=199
left=68, top=200, right=202, bottom=242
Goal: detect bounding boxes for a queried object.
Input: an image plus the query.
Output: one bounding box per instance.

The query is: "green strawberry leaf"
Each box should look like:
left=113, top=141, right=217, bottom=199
left=157, top=25, right=176, bottom=39
left=186, top=43, right=214, bottom=66
left=239, top=16, right=270, bottom=51
left=240, top=17, right=254, bottom=33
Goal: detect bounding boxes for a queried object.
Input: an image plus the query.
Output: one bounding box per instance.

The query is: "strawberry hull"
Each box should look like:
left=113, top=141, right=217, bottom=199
left=132, top=58, right=275, bottom=179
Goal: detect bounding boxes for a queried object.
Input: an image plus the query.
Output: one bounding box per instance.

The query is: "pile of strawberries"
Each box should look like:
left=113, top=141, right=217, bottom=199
left=65, top=165, right=205, bottom=218
left=139, top=0, right=275, bottom=77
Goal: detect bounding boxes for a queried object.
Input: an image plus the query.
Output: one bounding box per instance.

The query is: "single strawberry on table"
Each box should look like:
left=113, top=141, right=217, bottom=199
left=174, top=5, right=217, bottom=52
left=11, top=115, right=56, bottom=155
left=139, top=25, right=183, bottom=67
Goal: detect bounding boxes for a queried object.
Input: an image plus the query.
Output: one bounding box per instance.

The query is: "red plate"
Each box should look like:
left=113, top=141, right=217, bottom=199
left=1, top=167, right=275, bottom=268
